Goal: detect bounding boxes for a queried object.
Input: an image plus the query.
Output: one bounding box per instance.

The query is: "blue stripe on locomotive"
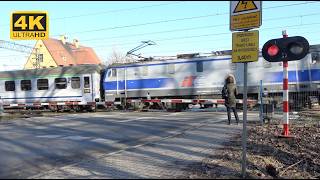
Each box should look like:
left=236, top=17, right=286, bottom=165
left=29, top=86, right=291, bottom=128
left=104, top=78, right=174, bottom=90
left=265, top=69, right=320, bottom=83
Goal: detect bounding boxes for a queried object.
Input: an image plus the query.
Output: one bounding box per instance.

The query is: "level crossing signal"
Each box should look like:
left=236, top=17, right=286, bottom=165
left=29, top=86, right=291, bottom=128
left=262, top=36, right=309, bottom=62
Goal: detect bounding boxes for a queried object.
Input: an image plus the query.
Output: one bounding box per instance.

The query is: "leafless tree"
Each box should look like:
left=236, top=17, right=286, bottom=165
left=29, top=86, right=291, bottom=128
left=105, top=47, right=134, bottom=65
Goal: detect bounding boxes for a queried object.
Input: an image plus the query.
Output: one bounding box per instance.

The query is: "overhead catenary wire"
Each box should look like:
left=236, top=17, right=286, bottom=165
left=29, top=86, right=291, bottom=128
left=2, top=20, right=320, bottom=58
left=1, top=2, right=320, bottom=58
left=82, top=10, right=320, bottom=42
left=0, top=1, right=185, bottom=27
left=83, top=21, right=320, bottom=50
left=50, top=1, right=320, bottom=37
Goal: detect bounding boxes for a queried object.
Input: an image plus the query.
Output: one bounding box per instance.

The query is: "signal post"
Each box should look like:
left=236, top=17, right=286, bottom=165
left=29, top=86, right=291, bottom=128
left=262, top=31, right=309, bottom=138
left=230, top=1, right=262, bottom=178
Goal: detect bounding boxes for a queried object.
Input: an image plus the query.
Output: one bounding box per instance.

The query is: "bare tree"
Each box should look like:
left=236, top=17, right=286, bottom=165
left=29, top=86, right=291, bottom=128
left=106, top=47, right=134, bottom=66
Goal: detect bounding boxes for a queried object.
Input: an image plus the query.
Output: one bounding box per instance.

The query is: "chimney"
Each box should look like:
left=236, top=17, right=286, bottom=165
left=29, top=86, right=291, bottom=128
left=60, top=35, right=67, bottom=45
left=73, top=39, right=79, bottom=48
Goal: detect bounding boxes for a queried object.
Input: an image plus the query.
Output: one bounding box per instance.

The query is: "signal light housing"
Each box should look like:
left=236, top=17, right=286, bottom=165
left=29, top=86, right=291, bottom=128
left=262, top=36, right=309, bottom=62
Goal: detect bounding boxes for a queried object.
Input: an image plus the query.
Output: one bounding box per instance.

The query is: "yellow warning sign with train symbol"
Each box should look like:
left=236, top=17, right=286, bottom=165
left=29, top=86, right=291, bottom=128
left=230, top=1, right=262, bottom=31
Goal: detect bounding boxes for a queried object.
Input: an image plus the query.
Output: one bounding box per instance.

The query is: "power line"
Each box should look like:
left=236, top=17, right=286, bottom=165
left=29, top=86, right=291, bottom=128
left=0, top=2, right=185, bottom=28
left=52, top=1, right=320, bottom=37
left=85, top=21, right=320, bottom=49
left=53, top=1, right=185, bottom=21
left=52, top=13, right=225, bottom=36
left=81, top=11, right=320, bottom=43
left=3, top=21, right=320, bottom=57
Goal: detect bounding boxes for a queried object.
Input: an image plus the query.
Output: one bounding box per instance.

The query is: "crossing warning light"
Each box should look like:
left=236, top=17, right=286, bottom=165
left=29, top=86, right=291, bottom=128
left=262, top=36, right=309, bottom=62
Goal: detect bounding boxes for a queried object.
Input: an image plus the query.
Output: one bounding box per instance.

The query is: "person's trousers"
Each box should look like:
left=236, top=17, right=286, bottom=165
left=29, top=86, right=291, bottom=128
left=227, top=106, right=239, bottom=124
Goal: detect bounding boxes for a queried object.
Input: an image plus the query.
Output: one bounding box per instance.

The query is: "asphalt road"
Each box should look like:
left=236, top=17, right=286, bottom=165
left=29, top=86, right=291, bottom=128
left=0, top=111, right=258, bottom=178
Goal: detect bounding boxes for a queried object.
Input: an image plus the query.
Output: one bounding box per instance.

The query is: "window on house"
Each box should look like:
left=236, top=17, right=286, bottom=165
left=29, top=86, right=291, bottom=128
left=71, top=77, right=80, bottom=89
left=55, top=78, right=67, bottom=89
left=38, top=54, right=43, bottom=62
left=168, top=64, right=175, bottom=74
left=21, top=80, right=32, bottom=91
left=37, top=79, right=49, bottom=90
left=196, top=62, right=203, bottom=72
left=5, top=81, right=15, bottom=91
left=84, top=77, right=90, bottom=88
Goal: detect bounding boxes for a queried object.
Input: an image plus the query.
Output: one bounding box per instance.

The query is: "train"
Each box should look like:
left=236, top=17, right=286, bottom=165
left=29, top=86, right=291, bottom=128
left=0, top=45, right=319, bottom=111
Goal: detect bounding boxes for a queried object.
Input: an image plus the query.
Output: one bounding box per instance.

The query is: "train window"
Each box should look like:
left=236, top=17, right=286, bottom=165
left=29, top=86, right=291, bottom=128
left=143, top=66, right=148, bottom=76
left=37, top=79, right=48, bottom=90
left=263, top=60, right=272, bottom=68
left=21, top=80, right=32, bottom=91
left=134, top=68, right=140, bottom=76
left=5, top=81, right=15, bottom=91
left=168, top=64, right=175, bottom=74
left=196, top=62, right=203, bottom=72
left=71, top=77, right=80, bottom=89
left=84, top=77, right=90, bottom=88
left=311, top=52, right=320, bottom=64
left=55, top=78, right=67, bottom=89
left=111, top=69, right=117, bottom=77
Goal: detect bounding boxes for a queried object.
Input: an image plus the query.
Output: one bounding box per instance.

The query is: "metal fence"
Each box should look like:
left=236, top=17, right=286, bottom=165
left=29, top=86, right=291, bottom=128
left=259, top=85, right=320, bottom=122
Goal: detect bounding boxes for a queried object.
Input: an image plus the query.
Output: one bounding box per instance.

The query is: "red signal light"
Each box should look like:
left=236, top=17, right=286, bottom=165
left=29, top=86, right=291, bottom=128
left=267, top=45, right=279, bottom=56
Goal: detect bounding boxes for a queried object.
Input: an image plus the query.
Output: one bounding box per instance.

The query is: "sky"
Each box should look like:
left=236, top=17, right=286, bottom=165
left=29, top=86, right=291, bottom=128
left=0, top=1, right=320, bottom=71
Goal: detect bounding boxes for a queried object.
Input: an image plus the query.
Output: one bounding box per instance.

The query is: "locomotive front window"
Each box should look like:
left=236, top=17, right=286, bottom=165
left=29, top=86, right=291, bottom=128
left=84, top=76, right=90, bottom=88
left=55, top=78, right=67, bottom=89
left=71, top=77, right=80, bottom=89
left=5, top=81, right=15, bottom=91
left=107, top=70, right=112, bottom=77
left=37, top=79, right=48, bottom=90
left=21, top=80, right=32, bottom=91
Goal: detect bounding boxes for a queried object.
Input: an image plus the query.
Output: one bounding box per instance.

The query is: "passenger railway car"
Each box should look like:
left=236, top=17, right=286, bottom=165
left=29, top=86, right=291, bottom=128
left=0, top=64, right=104, bottom=111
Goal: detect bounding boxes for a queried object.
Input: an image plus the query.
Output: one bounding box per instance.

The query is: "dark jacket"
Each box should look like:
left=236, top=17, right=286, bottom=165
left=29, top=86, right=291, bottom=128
left=224, top=81, right=238, bottom=108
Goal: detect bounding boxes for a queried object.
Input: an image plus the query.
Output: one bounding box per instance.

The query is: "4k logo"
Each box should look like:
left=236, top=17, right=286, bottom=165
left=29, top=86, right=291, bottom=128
left=10, top=11, right=49, bottom=40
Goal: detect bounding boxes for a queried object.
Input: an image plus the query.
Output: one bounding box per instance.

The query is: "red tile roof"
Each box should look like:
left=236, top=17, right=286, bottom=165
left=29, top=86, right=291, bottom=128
left=42, top=38, right=101, bottom=66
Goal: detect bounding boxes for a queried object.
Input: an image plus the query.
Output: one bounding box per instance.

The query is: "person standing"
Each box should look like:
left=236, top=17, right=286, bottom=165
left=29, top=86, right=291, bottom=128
left=222, top=75, right=239, bottom=125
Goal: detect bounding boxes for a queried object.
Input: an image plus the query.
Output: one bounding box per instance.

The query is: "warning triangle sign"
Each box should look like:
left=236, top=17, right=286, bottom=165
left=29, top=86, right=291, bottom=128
left=233, top=1, right=258, bottom=13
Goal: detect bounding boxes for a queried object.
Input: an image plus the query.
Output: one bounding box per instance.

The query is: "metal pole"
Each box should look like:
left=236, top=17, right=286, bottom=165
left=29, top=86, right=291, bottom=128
left=241, top=62, right=248, bottom=178
left=124, top=68, right=127, bottom=110
left=259, top=80, right=263, bottom=125
left=282, top=30, right=290, bottom=136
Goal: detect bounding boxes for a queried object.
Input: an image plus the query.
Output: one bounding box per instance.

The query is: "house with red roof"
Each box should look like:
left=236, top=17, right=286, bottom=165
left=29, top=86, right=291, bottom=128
left=24, top=35, right=101, bottom=69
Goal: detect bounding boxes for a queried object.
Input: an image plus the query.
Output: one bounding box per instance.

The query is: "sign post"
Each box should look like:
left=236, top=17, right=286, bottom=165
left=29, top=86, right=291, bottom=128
left=230, top=1, right=262, bottom=178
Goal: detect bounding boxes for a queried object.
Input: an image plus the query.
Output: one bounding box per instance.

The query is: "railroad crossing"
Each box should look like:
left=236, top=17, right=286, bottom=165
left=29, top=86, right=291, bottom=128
left=0, top=111, right=260, bottom=179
